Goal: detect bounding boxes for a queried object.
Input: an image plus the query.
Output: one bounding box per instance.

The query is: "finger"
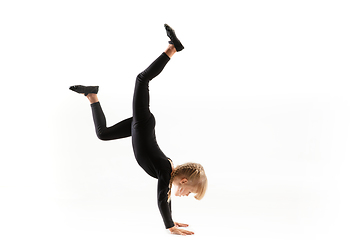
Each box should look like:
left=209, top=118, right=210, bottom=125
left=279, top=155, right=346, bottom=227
left=176, top=222, right=189, bottom=227
left=182, top=229, right=194, bottom=235
left=170, top=229, right=187, bottom=236
left=176, top=230, right=186, bottom=236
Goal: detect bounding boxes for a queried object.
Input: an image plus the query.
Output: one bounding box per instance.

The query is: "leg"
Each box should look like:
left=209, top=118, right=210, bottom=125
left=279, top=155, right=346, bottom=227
left=132, top=49, right=172, bottom=126
left=89, top=94, right=132, bottom=141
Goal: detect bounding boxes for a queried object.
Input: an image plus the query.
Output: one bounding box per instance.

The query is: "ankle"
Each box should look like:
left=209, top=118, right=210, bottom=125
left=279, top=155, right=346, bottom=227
left=165, top=44, right=177, bottom=58
left=87, top=94, right=99, bottom=104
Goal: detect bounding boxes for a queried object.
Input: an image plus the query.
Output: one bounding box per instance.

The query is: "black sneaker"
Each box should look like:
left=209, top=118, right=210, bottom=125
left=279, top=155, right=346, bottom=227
left=69, top=85, right=99, bottom=96
left=164, top=23, right=184, bottom=52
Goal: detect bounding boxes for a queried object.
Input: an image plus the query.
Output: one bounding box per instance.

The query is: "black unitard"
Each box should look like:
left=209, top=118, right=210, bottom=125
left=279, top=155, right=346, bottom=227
left=90, top=53, right=174, bottom=229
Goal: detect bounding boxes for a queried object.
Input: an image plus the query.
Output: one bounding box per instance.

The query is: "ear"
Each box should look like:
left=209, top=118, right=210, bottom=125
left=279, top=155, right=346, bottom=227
left=180, top=178, right=188, bottom=184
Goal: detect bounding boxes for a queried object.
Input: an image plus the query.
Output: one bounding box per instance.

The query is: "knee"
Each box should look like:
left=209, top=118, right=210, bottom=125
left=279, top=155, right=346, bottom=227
left=96, top=131, right=109, bottom=141
left=136, top=73, right=144, bottom=83
left=136, top=72, right=150, bottom=83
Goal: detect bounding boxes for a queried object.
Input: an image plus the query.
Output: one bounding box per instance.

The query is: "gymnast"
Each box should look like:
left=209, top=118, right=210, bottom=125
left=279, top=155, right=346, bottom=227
left=69, top=24, right=208, bottom=236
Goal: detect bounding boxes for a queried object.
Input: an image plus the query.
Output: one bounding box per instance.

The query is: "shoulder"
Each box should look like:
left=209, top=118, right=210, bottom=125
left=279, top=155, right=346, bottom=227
left=156, top=158, right=172, bottom=177
left=157, top=161, right=172, bottom=189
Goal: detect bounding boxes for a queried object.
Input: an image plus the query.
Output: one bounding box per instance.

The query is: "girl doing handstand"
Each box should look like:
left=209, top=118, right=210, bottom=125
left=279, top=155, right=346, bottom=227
left=69, top=24, right=208, bottom=236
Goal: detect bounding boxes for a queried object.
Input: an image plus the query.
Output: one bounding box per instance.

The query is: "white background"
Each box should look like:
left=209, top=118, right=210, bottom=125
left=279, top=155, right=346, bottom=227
left=1, top=0, right=355, bottom=239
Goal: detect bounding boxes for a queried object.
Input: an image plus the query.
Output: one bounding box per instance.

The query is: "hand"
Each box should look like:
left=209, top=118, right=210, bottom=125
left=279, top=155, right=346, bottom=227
left=169, top=224, right=194, bottom=236
left=175, top=222, right=189, bottom=228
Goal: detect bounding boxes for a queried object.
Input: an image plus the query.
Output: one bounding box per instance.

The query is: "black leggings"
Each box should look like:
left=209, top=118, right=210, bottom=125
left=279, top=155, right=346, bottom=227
left=90, top=52, right=170, bottom=141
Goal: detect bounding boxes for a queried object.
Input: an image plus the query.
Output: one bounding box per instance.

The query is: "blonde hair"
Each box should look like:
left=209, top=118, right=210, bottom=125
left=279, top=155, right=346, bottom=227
left=167, top=162, right=208, bottom=202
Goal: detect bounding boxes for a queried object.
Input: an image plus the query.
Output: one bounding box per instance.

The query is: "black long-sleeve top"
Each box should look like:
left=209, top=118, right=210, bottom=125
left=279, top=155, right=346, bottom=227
left=131, top=114, right=174, bottom=229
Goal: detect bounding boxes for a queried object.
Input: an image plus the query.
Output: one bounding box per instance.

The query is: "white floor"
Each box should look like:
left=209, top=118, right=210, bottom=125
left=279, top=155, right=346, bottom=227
left=1, top=178, right=354, bottom=240
left=1, top=1, right=355, bottom=239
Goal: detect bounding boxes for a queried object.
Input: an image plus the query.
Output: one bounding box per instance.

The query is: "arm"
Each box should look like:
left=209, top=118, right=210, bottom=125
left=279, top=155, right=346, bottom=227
left=157, top=177, right=194, bottom=235
left=157, top=178, right=175, bottom=229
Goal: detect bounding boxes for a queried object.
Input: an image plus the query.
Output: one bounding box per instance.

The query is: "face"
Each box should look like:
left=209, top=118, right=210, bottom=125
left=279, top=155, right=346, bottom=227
left=173, top=178, right=198, bottom=197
